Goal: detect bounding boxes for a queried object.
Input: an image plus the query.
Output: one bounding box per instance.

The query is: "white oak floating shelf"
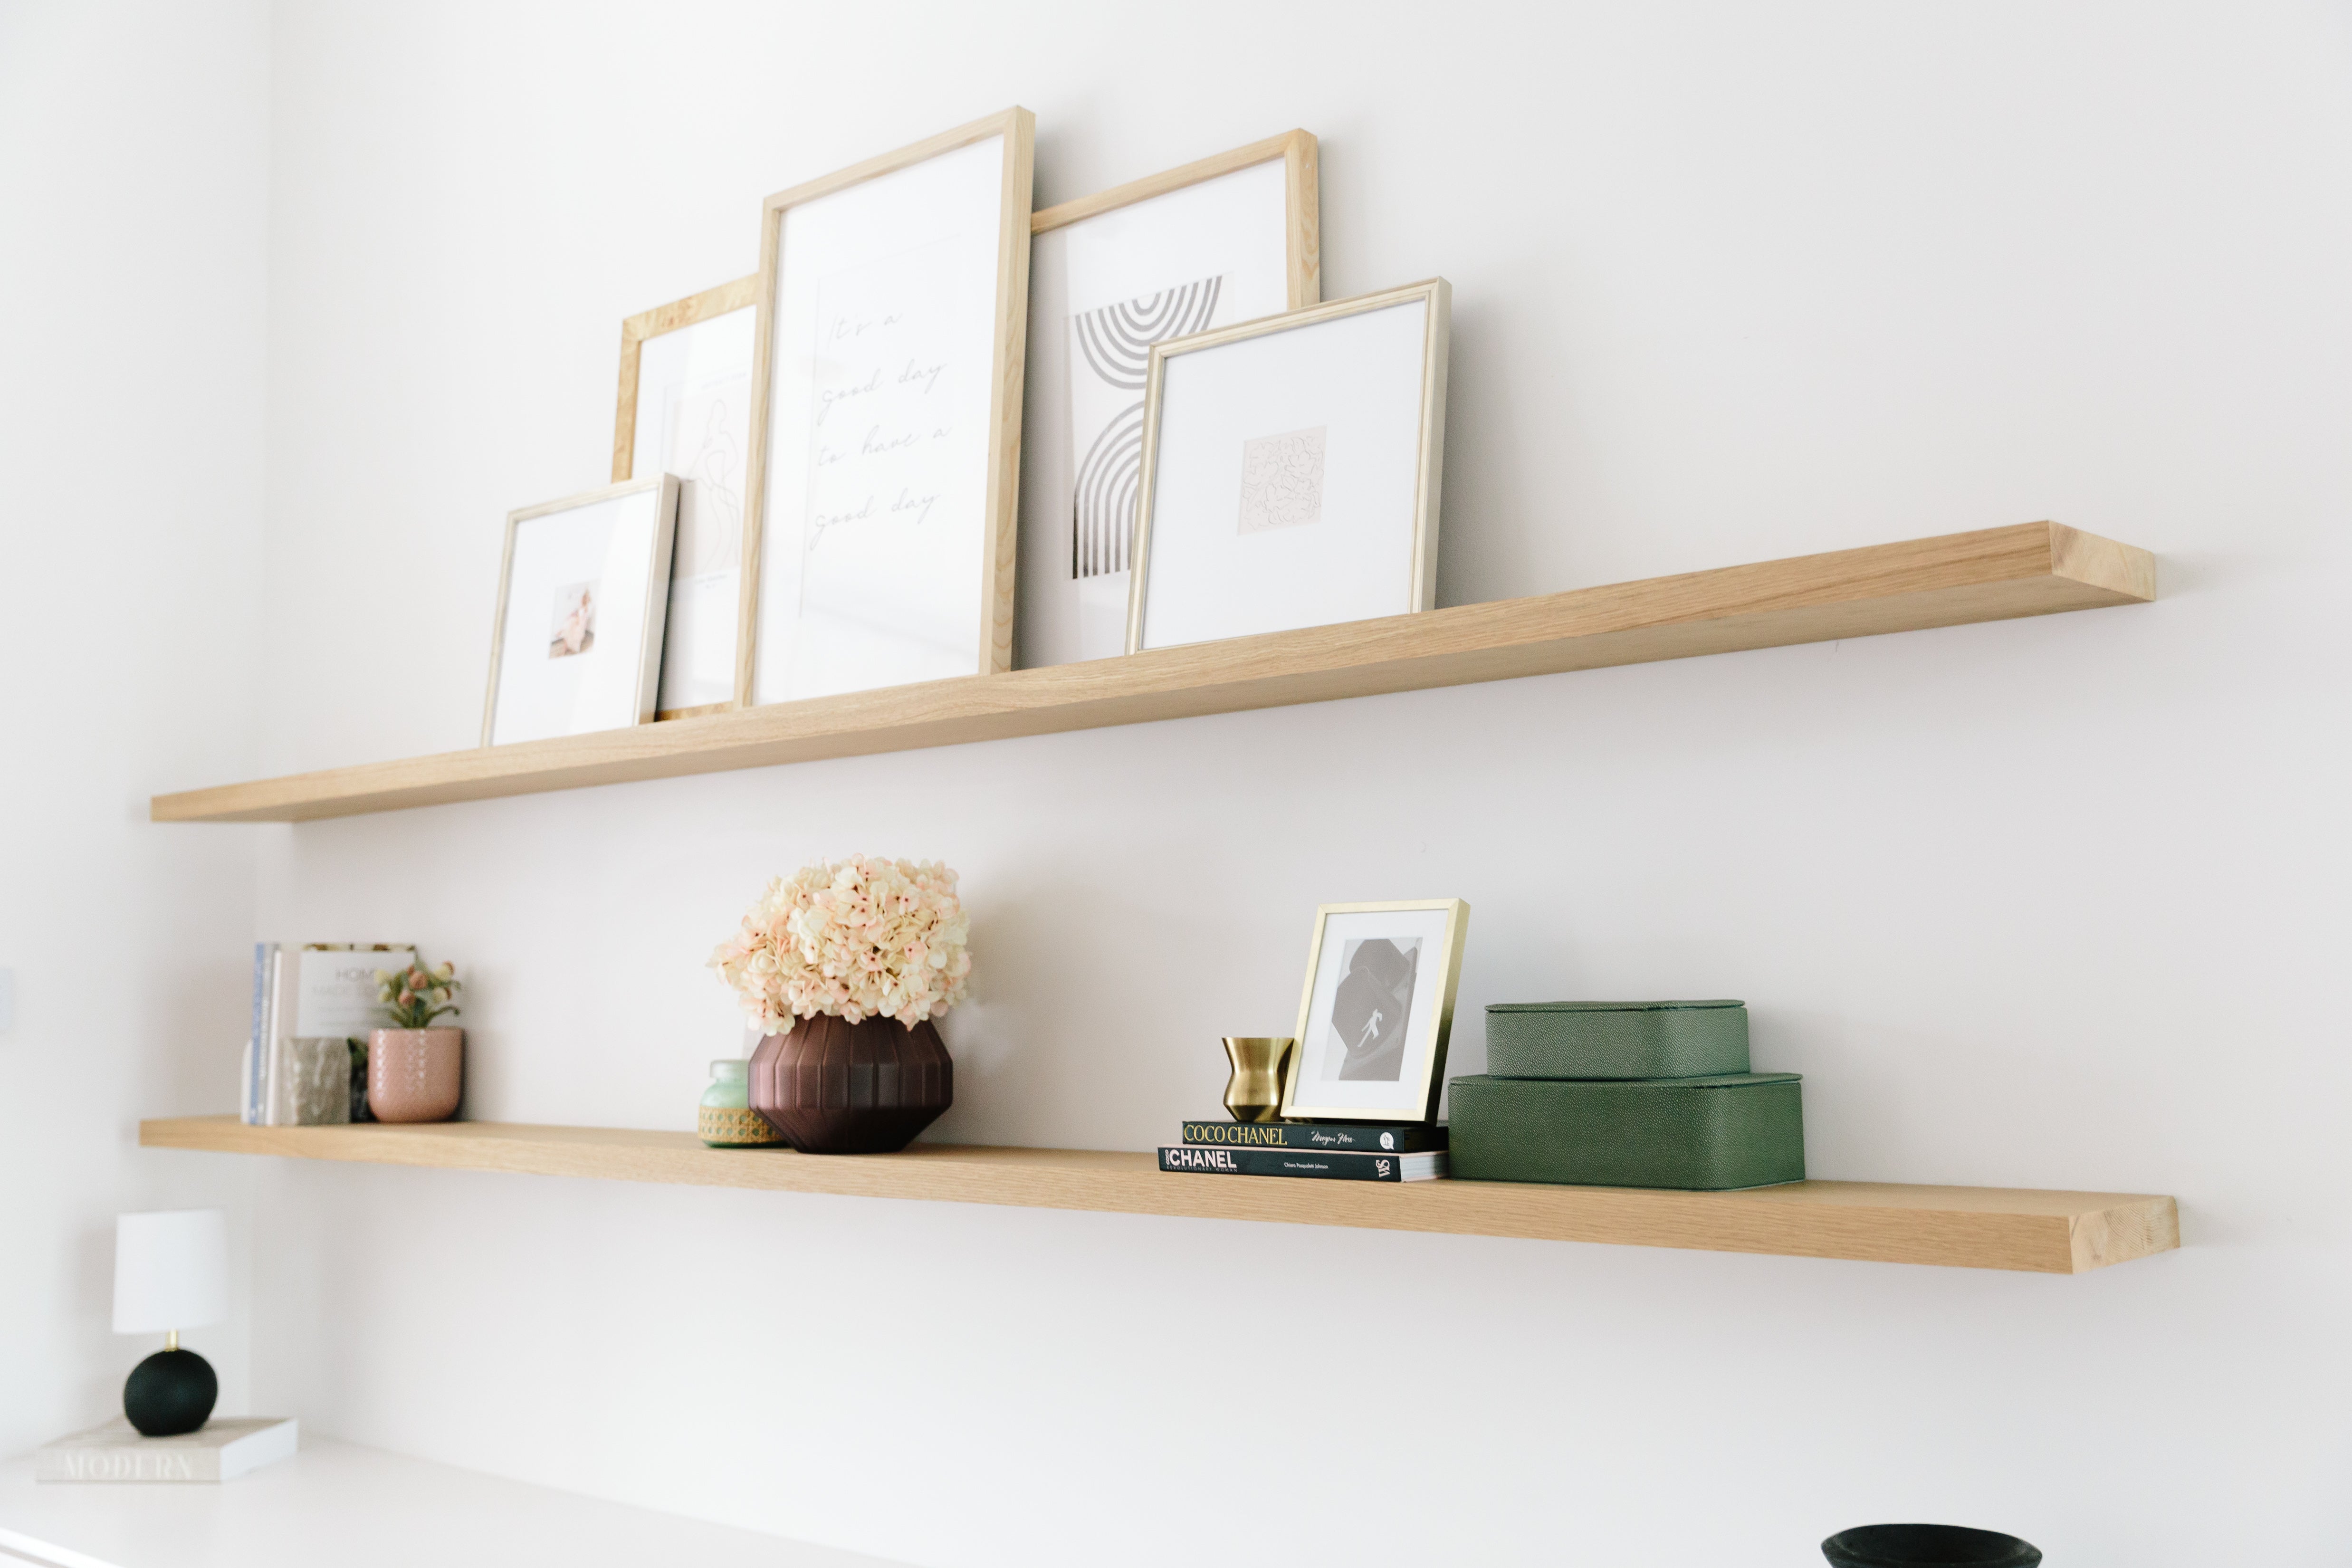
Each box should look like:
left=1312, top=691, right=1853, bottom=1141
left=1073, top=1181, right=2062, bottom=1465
left=151, top=522, right=2153, bottom=823
left=141, top=1116, right=2177, bottom=1273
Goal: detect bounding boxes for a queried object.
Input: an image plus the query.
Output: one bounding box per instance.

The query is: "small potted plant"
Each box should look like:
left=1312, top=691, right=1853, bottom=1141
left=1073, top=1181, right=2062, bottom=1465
left=367, top=959, right=463, bottom=1123
left=709, top=857, right=970, bottom=1154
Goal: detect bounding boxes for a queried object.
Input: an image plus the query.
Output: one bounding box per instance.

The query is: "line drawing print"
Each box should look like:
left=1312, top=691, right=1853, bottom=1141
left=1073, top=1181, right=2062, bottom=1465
left=1238, top=426, right=1327, bottom=535
left=1068, top=275, right=1223, bottom=579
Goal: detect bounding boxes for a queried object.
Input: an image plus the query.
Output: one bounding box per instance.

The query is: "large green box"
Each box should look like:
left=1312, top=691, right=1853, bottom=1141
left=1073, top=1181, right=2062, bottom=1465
left=1448, top=1073, right=1805, bottom=1189
left=1485, top=999, right=1749, bottom=1079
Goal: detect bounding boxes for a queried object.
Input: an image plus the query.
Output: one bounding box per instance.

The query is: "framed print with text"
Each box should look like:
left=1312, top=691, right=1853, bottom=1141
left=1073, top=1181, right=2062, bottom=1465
left=1127, top=278, right=1450, bottom=654
left=1016, top=129, right=1318, bottom=669
left=613, top=275, right=758, bottom=719
left=740, top=107, right=1035, bottom=706
left=1278, top=899, right=1469, bottom=1125
left=482, top=476, right=679, bottom=747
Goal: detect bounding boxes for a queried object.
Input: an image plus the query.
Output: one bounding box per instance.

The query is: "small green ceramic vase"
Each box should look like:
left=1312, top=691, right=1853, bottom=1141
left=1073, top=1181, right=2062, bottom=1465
left=698, top=1059, right=786, bottom=1147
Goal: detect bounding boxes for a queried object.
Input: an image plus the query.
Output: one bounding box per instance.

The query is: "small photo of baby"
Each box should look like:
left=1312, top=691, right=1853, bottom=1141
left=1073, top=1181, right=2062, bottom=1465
left=549, top=580, right=597, bottom=659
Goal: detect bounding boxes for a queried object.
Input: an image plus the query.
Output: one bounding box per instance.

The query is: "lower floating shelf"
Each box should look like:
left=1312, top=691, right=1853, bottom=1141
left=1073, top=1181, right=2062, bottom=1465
left=140, top=1116, right=2177, bottom=1274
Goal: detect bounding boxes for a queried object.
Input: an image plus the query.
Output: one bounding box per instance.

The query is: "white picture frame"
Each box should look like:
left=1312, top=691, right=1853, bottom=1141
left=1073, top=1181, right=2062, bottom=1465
left=1016, top=130, right=1319, bottom=669
left=613, top=276, right=759, bottom=719
left=1127, top=278, right=1451, bottom=654
left=482, top=476, right=679, bottom=747
left=1279, top=899, right=1470, bottom=1125
left=740, top=108, right=1035, bottom=706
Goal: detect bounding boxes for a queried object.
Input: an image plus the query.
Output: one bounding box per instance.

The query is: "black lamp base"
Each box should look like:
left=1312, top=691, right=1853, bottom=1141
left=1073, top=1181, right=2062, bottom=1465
left=123, top=1348, right=217, bottom=1437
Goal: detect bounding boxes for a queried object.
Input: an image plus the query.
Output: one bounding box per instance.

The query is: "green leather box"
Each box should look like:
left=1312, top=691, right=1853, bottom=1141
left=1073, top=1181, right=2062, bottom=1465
left=1448, top=1072, right=1804, bottom=1189
left=1485, top=999, right=1749, bottom=1079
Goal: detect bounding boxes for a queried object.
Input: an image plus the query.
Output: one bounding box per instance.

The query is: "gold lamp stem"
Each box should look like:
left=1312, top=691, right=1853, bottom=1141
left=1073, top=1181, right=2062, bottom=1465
left=164, top=1329, right=179, bottom=1353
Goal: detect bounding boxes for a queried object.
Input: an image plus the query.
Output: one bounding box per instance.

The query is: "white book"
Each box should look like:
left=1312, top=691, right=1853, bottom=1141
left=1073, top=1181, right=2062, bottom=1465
left=37, top=1417, right=298, bottom=1483
left=262, top=944, right=414, bottom=1125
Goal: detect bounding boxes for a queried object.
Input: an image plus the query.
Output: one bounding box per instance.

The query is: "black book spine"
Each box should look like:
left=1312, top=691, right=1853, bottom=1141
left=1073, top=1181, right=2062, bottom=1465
left=1158, top=1145, right=1407, bottom=1182
left=1179, top=1120, right=1446, bottom=1153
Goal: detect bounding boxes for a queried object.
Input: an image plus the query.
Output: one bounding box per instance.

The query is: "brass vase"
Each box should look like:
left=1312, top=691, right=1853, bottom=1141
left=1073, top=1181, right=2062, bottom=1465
left=1221, top=1037, right=1294, bottom=1122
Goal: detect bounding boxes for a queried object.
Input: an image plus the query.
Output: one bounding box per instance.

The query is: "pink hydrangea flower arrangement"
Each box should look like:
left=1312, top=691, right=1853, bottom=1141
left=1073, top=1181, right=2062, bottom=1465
left=710, top=856, right=972, bottom=1031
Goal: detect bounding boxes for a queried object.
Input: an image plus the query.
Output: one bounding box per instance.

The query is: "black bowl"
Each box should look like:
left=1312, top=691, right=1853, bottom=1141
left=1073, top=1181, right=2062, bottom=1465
left=1822, top=1523, right=2042, bottom=1568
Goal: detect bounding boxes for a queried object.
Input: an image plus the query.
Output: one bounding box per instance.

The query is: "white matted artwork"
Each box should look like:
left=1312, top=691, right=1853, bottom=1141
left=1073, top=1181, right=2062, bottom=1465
left=1128, top=278, right=1450, bottom=654
left=482, top=476, right=679, bottom=747
left=1280, top=899, right=1470, bottom=1124
left=742, top=108, right=1035, bottom=705
left=1016, top=130, right=1319, bottom=669
left=614, top=277, right=759, bottom=717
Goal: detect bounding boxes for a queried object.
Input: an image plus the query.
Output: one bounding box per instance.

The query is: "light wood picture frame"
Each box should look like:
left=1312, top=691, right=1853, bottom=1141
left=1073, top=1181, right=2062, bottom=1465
left=1279, top=899, right=1470, bottom=1125
left=1016, top=130, right=1319, bottom=670
left=481, top=476, right=679, bottom=748
left=738, top=107, right=1036, bottom=707
left=613, top=276, right=759, bottom=721
left=1126, top=277, right=1451, bottom=654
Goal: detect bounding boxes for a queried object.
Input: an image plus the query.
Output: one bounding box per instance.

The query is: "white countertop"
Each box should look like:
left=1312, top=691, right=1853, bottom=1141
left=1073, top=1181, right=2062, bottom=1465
left=0, top=1436, right=904, bottom=1568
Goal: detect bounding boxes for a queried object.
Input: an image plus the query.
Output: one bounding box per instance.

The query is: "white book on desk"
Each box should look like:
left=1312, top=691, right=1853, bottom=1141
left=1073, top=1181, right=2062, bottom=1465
left=36, top=1417, right=298, bottom=1483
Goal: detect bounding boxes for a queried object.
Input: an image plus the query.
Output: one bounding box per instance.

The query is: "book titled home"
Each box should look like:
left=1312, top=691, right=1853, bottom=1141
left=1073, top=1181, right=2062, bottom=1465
left=1157, top=1145, right=1448, bottom=1182
left=37, top=1417, right=299, bottom=1483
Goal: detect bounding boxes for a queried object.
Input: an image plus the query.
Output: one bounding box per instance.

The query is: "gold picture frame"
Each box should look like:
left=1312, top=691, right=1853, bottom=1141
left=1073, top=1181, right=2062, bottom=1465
left=737, top=106, right=1036, bottom=707
left=1278, top=898, right=1470, bottom=1124
left=1125, top=277, right=1452, bottom=654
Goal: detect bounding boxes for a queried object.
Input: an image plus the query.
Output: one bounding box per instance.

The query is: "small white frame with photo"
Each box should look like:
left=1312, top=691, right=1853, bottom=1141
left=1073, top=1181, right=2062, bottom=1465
left=1278, top=898, right=1470, bottom=1124
left=482, top=476, right=679, bottom=748
left=1127, top=278, right=1450, bottom=655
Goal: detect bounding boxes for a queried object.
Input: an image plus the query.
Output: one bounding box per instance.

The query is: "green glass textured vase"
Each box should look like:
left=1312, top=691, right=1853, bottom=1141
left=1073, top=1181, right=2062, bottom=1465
left=698, top=1059, right=785, bottom=1147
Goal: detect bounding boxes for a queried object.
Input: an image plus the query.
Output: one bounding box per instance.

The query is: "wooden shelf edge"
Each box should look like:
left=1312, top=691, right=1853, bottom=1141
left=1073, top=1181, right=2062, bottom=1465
left=149, top=522, right=2156, bottom=823
left=140, top=1116, right=2180, bottom=1274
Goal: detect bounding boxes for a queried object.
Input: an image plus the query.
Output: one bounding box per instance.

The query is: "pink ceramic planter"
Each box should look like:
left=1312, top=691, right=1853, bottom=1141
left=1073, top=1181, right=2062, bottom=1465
left=368, top=1027, right=463, bottom=1123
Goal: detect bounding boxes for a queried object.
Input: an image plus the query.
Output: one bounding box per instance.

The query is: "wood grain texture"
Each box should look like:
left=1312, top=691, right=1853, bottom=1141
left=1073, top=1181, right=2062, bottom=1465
left=137, top=1116, right=2178, bottom=1273
left=611, top=275, right=761, bottom=483
left=150, top=522, right=2156, bottom=822
left=1030, top=127, right=1320, bottom=311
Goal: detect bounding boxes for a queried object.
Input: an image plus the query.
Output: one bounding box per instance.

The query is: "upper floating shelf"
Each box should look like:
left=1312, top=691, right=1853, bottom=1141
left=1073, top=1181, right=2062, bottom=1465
left=152, top=522, right=2154, bottom=823
left=139, top=1116, right=2177, bottom=1273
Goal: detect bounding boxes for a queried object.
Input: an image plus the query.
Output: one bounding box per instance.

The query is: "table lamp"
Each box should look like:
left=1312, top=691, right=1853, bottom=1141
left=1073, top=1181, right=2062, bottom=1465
left=113, top=1209, right=228, bottom=1437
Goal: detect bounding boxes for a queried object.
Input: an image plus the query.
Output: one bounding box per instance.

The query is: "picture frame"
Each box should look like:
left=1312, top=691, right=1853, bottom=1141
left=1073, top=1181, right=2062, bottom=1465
left=481, top=476, right=679, bottom=748
left=1016, top=129, right=1319, bottom=669
left=612, top=275, right=759, bottom=720
left=1278, top=899, right=1470, bottom=1125
left=1126, top=278, right=1451, bottom=655
left=739, top=106, right=1036, bottom=707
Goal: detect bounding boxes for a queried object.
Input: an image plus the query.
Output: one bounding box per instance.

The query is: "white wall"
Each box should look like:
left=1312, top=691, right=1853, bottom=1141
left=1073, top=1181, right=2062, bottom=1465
left=43, top=0, right=2352, bottom=1562
left=0, top=0, right=269, bottom=1455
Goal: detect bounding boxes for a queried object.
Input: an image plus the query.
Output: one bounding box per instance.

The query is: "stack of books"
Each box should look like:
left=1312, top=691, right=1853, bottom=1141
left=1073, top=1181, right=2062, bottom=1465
left=1157, top=1119, right=1449, bottom=1182
left=241, top=942, right=413, bottom=1125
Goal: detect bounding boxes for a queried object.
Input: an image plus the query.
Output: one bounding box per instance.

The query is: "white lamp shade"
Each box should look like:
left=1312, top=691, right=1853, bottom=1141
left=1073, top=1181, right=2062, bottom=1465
left=112, top=1209, right=229, bottom=1334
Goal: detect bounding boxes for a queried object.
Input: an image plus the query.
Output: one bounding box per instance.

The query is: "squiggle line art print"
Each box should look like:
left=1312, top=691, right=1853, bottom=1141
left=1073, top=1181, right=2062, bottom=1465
left=1238, top=426, right=1326, bottom=535
left=1067, top=276, right=1222, bottom=579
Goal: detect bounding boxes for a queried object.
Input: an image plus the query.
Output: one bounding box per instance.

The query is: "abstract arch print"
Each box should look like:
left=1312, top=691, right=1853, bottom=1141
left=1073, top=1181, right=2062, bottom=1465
left=1067, top=276, right=1223, bottom=579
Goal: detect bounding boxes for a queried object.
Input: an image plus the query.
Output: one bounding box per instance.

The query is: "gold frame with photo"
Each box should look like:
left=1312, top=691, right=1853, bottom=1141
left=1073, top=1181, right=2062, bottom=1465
left=737, top=106, right=1036, bottom=705
left=1278, top=898, right=1470, bottom=1125
left=1124, top=277, right=1452, bottom=654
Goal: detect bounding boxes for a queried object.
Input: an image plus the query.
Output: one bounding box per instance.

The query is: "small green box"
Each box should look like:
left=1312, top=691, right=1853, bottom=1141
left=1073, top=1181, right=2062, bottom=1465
left=1485, top=999, right=1749, bottom=1080
left=1448, top=1072, right=1804, bottom=1190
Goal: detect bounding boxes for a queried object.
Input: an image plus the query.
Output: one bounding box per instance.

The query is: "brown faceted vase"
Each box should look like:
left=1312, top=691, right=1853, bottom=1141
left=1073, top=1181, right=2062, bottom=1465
left=749, top=1014, right=952, bottom=1154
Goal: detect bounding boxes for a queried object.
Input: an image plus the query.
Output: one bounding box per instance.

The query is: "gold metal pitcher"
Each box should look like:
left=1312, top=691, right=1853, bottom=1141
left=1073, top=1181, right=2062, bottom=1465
left=1221, top=1037, right=1295, bottom=1122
